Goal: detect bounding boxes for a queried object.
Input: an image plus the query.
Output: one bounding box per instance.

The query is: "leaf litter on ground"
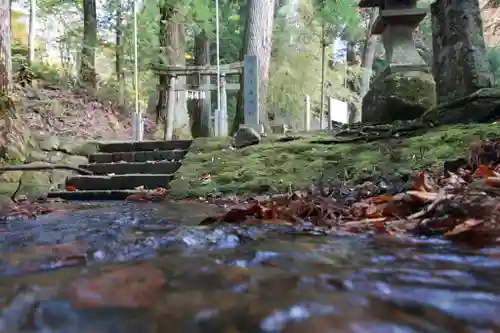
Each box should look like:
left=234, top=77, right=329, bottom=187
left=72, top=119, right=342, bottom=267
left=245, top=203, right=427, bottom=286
left=199, top=138, right=500, bottom=246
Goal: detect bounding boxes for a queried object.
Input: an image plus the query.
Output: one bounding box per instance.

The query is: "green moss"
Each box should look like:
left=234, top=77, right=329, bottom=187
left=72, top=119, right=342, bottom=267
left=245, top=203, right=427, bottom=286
left=0, top=182, right=50, bottom=198
left=363, top=71, right=436, bottom=123
left=169, top=124, right=500, bottom=199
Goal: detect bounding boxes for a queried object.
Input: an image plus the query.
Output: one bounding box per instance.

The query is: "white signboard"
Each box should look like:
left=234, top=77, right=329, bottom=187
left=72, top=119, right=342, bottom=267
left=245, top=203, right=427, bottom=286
left=330, top=98, right=349, bottom=124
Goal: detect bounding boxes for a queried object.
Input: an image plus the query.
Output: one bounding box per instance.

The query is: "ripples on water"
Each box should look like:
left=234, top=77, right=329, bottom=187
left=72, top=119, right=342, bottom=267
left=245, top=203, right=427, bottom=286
left=1, top=202, right=500, bottom=332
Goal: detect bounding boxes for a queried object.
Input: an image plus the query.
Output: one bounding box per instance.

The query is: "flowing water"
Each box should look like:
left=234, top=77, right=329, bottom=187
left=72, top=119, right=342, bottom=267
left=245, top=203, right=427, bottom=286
left=1, top=201, right=500, bottom=333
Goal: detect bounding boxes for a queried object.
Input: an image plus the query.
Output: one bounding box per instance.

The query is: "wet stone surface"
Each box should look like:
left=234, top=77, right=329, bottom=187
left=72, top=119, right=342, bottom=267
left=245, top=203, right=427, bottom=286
left=1, top=202, right=500, bottom=332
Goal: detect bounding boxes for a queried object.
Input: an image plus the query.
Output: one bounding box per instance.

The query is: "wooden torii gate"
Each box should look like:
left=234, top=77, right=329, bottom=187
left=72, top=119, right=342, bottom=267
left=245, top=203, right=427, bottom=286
left=152, top=55, right=260, bottom=140
left=153, top=62, right=242, bottom=140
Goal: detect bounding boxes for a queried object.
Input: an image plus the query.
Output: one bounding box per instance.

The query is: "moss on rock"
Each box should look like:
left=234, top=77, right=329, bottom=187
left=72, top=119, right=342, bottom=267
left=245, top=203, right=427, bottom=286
left=363, top=71, right=436, bottom=123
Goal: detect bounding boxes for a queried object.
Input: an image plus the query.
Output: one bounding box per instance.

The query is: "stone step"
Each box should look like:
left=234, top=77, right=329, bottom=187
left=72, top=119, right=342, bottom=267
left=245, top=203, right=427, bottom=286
left=98, top=140, right=192, bottom=153
left=66, top=174, right=173, bottom=191
left=88, top=150, right=188, bottom=164
left=47, top=190, right=145, bottom=201
left=80, top=161, right=182, bottom=175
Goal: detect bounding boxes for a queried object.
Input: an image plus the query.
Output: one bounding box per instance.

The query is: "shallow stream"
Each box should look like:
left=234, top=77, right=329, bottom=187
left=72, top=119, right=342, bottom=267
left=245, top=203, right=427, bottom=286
left=1, top=201, right=500, bottom=333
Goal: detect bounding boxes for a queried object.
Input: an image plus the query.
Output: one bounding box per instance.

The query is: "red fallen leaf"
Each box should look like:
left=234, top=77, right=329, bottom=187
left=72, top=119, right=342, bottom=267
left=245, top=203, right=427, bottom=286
left=365, top=203, right=387, bottom=218
left=444, top=219, right=484, bottom=238
left=259, top=202, right=279, bottom=219
left=64, top=262, right=165, bottom=308
left=412, top=172, right=439, bottom=192
left=374, top=221, right=389, bottom=233
left=474, top=164, right=500, bottom=178
left=125, top=193, right=147, bottom=202
left=367, top=194, right=393, bottom=204
left=65, top=185, right=76, bottom=192
left=268, top=204, right=278, bottom=219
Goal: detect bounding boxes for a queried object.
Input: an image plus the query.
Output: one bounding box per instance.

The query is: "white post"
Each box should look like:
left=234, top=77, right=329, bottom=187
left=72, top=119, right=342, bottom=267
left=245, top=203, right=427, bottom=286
left=165, top=75, right=176, bottom=140
left=219, top=74, right=227, bottom=136
left=132, top=112, right=137, bottom=140
left=328, top=97, right=334, bottom=131
left=215, top=0, right=221, bottom=134
left=214, top=109, right=220, bottom=136
left=304, top=94, right=311, bottom=132
left=28, top=0, right=36, bottom=65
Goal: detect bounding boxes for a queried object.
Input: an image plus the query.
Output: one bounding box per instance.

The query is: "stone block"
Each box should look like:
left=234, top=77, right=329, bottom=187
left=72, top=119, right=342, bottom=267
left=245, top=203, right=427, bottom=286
left=362, top=70, right=436, bottom=123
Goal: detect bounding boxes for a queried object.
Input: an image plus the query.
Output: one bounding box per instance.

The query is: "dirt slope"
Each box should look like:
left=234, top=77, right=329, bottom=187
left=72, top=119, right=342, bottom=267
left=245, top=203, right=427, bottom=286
left=17, top=85, right=157, bottom=141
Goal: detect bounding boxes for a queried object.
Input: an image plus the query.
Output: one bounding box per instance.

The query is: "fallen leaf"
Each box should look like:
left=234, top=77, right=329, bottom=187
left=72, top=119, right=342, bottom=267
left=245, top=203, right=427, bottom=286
left=412, top=172, right=439, bottom=192
left=126, top=193, right=147, bottom=202
left=365, top=203, right=387, bottom=218
left=444, top=219, right=484, bottom=237
left=65, top=185, right=76, bottom=192
left=474, top=165, right=500, bottom=179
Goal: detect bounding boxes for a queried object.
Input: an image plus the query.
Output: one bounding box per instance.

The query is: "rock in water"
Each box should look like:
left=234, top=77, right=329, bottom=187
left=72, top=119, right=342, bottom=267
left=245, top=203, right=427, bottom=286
left=232, top=127, right=262, bottom=149
left=362, top=71, right=436, bottom=123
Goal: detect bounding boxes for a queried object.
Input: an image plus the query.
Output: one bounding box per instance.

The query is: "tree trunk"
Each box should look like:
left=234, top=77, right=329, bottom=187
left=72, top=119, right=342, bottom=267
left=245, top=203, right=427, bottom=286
left=190, top=31, right=211, bottom=137
left=0, top=0, right=12, bottom=92
left=79, top=0, right=97, bottom=89
left=231, top=0, right=276, bottom=133
left=431, top=0, right=493, bottom=104
left=28, top=0, right=36, bottom=66
left=357, top=8, right=378, bottom=122
left=115, top=0, right=125, bottom=106
left=0, top=0, right=19, bottom=164
left=156, top=1, right=190, bottom=138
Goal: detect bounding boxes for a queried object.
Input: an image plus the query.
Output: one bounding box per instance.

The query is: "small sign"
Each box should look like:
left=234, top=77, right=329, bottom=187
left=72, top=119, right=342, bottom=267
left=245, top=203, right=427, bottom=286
left=330, top=99, right=349, bottom=124
left=243, top=55, right=259, bottom=125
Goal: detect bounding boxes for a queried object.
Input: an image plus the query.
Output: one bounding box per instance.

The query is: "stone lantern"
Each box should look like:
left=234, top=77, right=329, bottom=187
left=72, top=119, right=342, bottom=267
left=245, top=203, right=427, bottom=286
left=359, top=0, right=436, bottom=123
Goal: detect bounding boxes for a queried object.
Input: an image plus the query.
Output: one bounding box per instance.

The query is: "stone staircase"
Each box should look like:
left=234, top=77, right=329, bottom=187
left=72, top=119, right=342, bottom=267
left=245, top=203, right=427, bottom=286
left=47, top=140, right=192, bottom=200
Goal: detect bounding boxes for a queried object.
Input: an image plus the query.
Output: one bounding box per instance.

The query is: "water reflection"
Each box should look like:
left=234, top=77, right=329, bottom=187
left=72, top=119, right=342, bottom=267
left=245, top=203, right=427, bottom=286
left=0, top=202, right=500, bottom=332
